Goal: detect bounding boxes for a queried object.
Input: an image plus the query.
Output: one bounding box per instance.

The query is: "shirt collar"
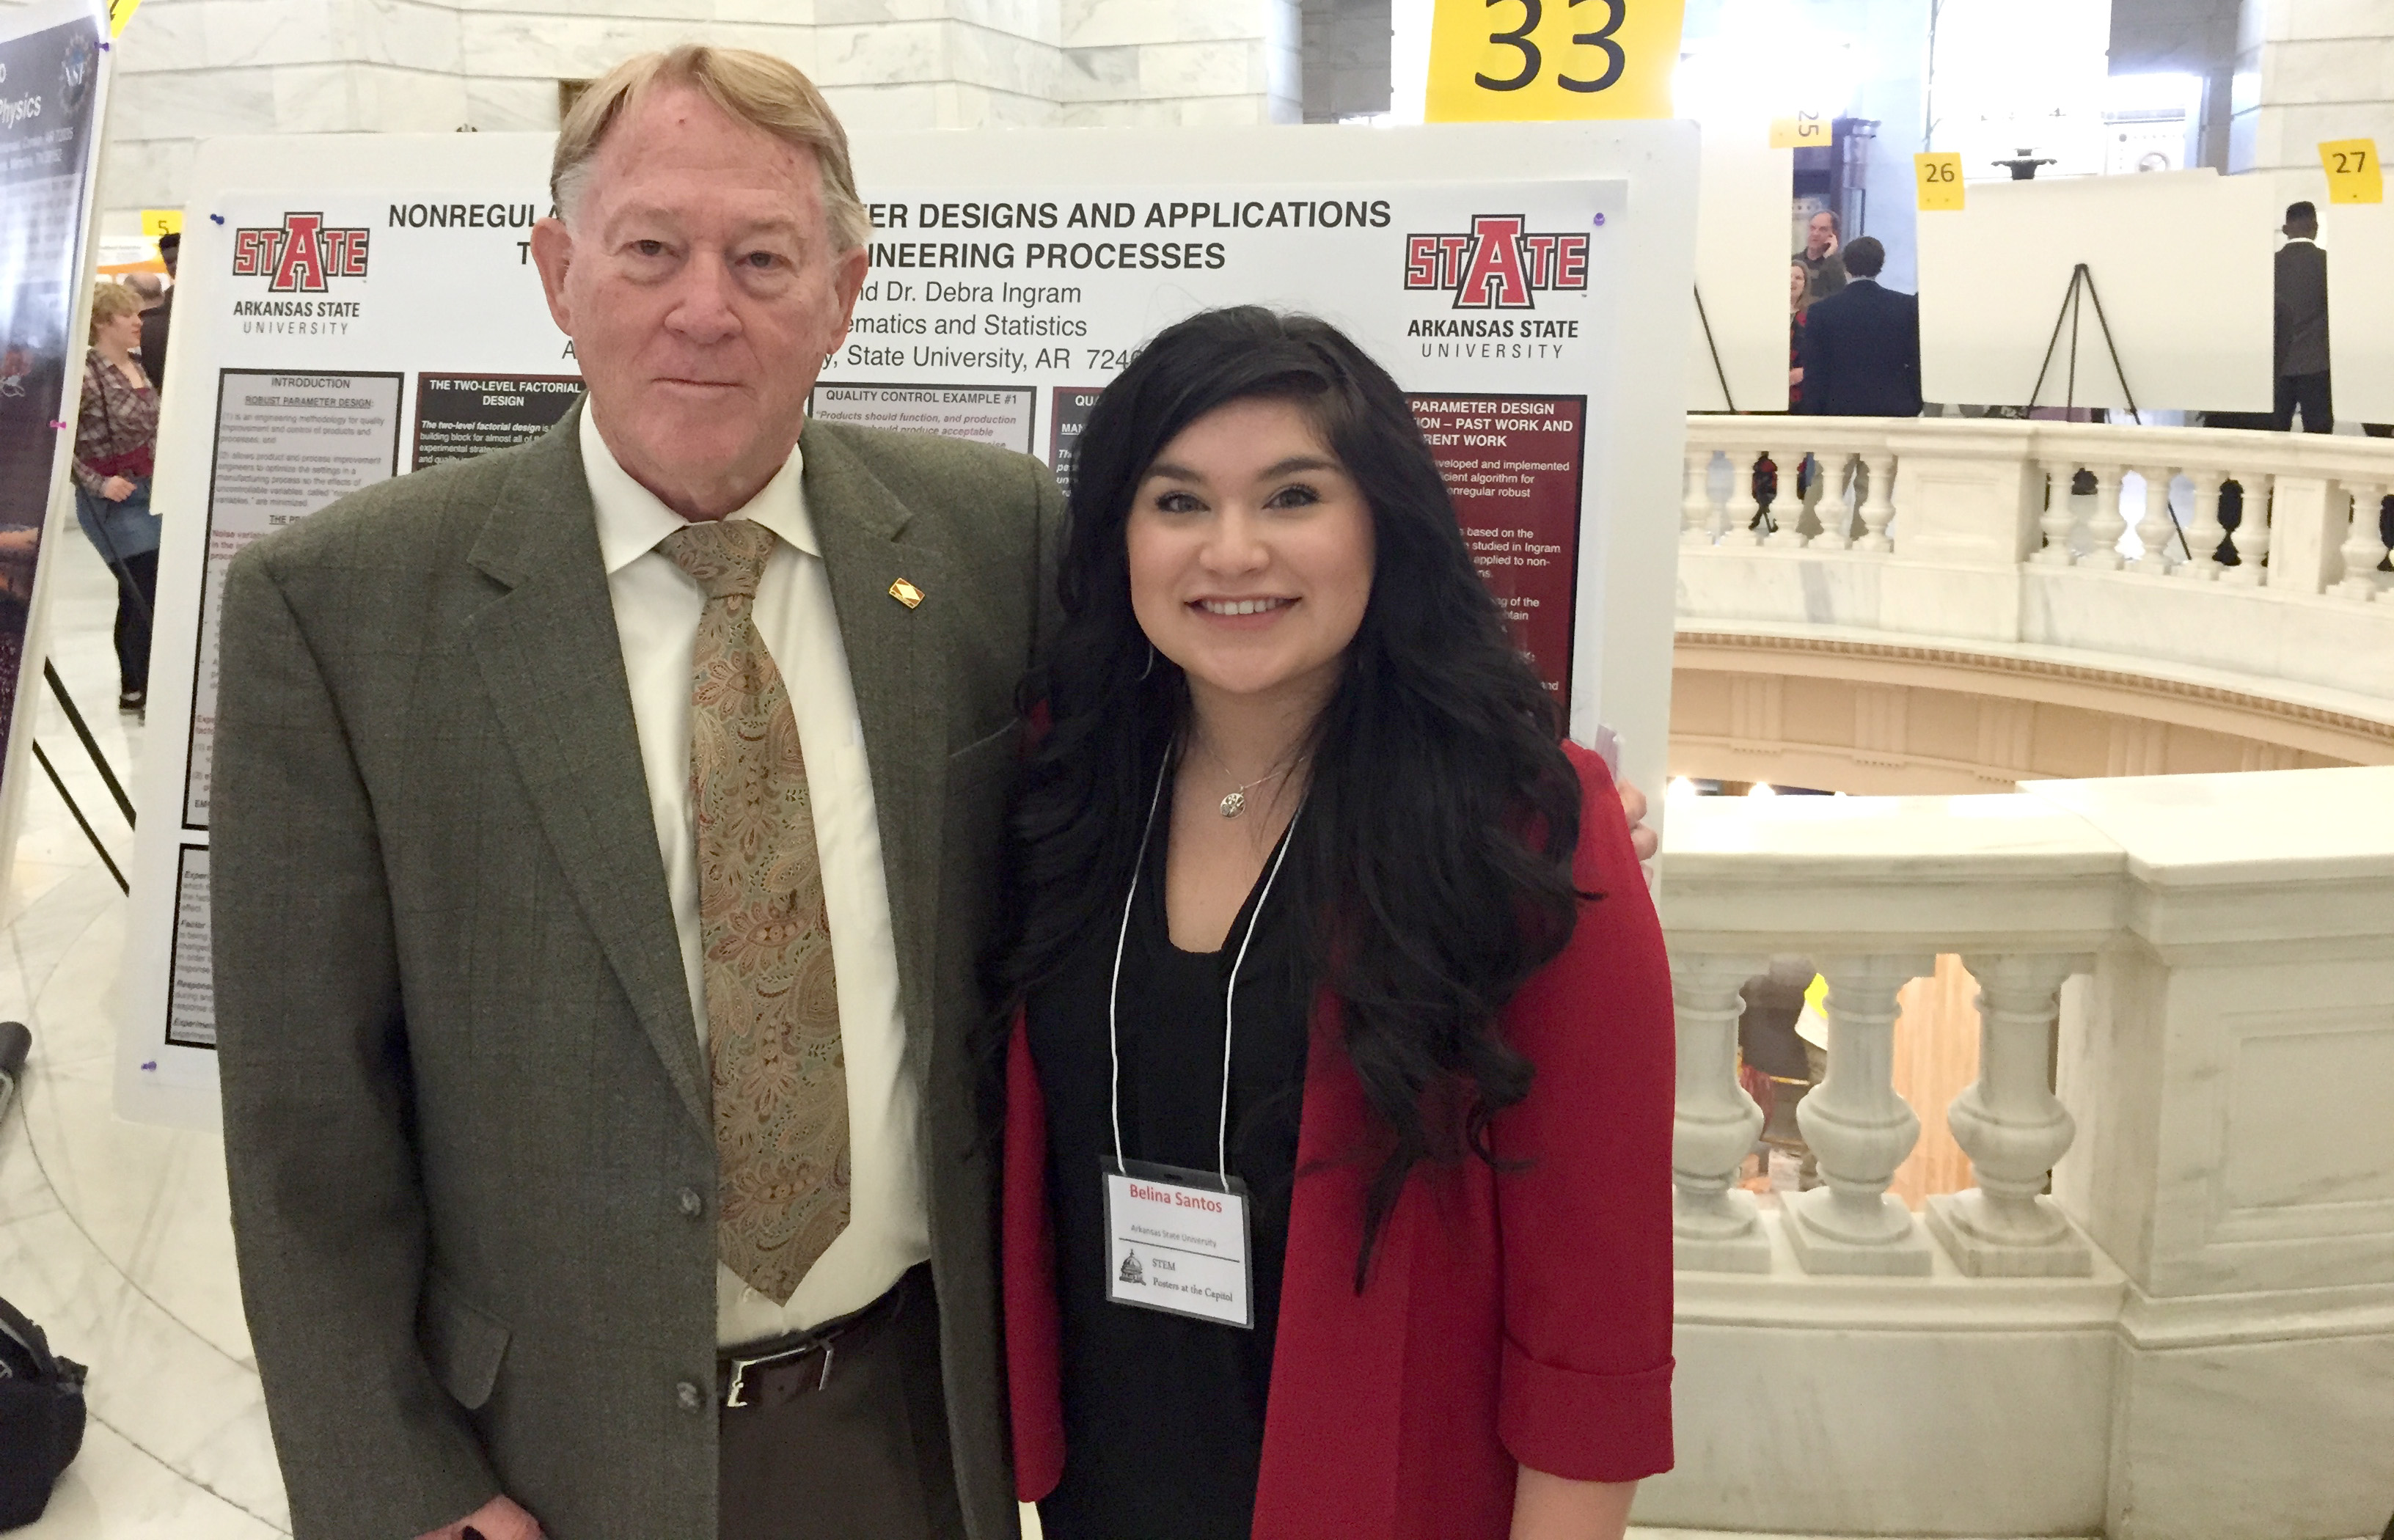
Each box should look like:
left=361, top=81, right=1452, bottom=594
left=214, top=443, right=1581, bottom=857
left=2285, top=235, right=2318, bottom=246
left=581, top=403, right=818, bottom=575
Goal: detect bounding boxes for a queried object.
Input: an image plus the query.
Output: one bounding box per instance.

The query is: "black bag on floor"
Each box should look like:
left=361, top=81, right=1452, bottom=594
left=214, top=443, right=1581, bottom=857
left=0, top=1293, right=86, bottom=1530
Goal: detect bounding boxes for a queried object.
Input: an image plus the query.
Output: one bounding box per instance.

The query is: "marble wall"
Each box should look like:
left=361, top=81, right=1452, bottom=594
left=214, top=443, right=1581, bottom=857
left=1298, top=0, right=1388, bottom=123
left=0, top=0, right=1302, bottom=223
left=2229, top=0, right=2394, bottom=172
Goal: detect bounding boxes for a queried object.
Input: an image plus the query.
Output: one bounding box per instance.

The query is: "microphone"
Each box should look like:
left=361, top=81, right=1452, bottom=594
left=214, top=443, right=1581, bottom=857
left=0, top=1021, right=28, bottom=1132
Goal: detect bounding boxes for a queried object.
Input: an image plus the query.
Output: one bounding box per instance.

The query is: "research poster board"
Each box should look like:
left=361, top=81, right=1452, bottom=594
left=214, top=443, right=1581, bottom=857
left=1917, top=169, right=2275, bottom=414
left=118, top=122, right=1696, bottom=1125
left=0, top=0, right=109, bottom=898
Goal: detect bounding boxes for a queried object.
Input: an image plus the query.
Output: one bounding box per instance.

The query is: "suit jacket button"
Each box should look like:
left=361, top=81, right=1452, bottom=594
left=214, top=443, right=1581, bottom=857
left=677, top=1380, right=705, bottom=1413
left=678, top=1187, right=704, bottom=1218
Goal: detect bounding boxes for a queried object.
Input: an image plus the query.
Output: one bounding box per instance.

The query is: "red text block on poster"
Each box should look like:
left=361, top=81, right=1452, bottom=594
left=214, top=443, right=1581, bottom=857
left=1408, top=392, right=1586, bottom=700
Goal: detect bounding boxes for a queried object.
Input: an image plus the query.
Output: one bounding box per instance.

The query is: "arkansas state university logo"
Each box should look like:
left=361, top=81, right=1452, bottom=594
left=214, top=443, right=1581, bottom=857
left=230, top=213, right=370, bottom=293
left=1404, top=216, right=1589, bottom=310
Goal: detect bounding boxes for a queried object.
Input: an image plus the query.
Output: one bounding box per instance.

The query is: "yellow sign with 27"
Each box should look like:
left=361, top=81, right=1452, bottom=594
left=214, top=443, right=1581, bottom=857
left=1426, top=0, right=1687, bottom=123
left=2319, top=139, right=2382, bottom=205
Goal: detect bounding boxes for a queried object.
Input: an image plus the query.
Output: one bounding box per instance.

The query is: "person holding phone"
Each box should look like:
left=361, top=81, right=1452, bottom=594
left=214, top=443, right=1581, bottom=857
left=999, top=307, right=1674, bottom=1540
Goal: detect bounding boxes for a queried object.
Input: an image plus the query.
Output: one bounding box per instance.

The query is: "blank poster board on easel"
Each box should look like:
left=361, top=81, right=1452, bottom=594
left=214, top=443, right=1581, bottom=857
left=1688, top=130, right=1795, bottom=413
left=1917, top=169, right=2275, bottom=413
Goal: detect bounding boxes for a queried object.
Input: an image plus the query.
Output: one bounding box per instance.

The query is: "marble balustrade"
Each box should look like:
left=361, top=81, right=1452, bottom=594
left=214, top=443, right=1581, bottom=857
left=1644, top=768, right=2394, bottom=1540
left=1679, top=415, right=2394, bottom=724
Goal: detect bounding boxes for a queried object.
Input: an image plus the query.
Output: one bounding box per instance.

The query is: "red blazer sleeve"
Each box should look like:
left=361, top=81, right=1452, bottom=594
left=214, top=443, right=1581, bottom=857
left=1488, top=741, right=1675, bottom=1482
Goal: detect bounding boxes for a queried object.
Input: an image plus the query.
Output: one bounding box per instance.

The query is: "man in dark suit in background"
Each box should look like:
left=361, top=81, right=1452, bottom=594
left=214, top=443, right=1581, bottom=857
left=139, top=232, right=176, bottom=392
left=2272, top=200, right=2330, bottom=433
left=1795, top=235, right=1920, bottom=417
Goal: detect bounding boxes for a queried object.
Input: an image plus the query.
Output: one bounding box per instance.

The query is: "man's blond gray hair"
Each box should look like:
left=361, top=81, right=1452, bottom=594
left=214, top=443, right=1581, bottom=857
left=552, top=45, right=871, bottom=253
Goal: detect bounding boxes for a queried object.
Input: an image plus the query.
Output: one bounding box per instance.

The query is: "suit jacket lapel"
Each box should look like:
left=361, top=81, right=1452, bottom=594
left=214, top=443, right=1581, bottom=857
left=801, top=422, right=951, bottom=1061
left=463, top=408, right=711, bottom=1133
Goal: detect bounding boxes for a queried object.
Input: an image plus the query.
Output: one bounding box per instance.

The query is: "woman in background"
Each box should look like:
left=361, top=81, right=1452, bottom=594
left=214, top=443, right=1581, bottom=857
left=1000, top=307, right=1674, bottom=1540
left=1787, top=257, right=1812, bottom=407
left=70, top=281, right=163, bottom=714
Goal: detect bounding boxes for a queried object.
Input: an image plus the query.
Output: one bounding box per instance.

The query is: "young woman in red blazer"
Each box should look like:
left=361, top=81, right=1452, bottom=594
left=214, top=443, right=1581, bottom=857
left=998, top=307, right=1674, bottom=1540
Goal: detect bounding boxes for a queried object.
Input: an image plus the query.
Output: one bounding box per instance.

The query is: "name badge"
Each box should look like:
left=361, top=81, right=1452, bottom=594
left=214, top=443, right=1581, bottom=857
left=1101, top=1157, right=1253, bottom=1329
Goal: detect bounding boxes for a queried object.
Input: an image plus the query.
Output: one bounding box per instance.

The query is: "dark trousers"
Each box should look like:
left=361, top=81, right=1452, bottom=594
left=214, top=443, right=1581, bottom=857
left=2272, top=371, right=2332, bottom=433
left=718, top=1265, right=965, bottom=1540
left=112, top=548, right=158, bottom=697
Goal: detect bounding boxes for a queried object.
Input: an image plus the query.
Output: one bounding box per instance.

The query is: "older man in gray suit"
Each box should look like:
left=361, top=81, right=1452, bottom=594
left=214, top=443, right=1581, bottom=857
left=211, top=47, right=1053, bottom=1540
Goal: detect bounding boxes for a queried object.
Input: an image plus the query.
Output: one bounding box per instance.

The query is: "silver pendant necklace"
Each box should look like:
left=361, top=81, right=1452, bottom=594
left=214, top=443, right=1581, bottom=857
left=1213, top=754, right=1305, bottom=818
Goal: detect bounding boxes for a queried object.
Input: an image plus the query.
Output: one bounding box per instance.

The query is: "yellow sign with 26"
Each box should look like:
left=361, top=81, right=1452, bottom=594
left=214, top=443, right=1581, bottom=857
left=1915, top=152, right=1964, bottom=212
left=1426, top=0, right=1687, bottom=123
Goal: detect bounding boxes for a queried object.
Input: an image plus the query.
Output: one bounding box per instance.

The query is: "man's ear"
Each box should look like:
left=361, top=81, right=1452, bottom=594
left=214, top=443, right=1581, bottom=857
left=828, top=241, right=871, bottom=351
left=530, top=219, right=576, bottom=338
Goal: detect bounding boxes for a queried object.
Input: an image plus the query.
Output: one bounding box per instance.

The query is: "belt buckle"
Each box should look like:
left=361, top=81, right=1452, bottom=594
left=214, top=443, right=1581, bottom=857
left=722, top=1337, right=835, bottom=1409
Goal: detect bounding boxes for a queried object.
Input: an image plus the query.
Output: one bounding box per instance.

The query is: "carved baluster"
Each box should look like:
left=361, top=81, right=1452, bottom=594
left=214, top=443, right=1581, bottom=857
left=1854, top=453, right=1897, bottom=552
left=2077, top=463, right=2126, bottom=571
left=2129, top=465, right=2179, bottom=575
left=1671, top=954, right=1771, bottom=1272
left=2177, top=469, right=2228, bottom=580
left=2220, top=471, right=2269, bottom=586
left=1723, top=448, right=1762, bottom=547
left=1681, top=450, right=1718, bottom=547
left=2333, top=480, right=2390, bottom=601
left=2033, top=460, right=2081, bottom=566
left=1925, top=955, right=2093, bottom=1276
left=1798, top=450, right=1831, bottom=546
left=1766, top=449, right=1812, bottom=548
left=1813, top=453, right=1859, bottom=549
left=1784, top=953, right=1938, bottom=1275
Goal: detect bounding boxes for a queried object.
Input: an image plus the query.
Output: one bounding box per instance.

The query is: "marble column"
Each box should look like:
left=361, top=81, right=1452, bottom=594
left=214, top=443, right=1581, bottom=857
left=1926, top=953, right=2093, bottom=1277
left=1671, top=953, right=1770, bottom=1273
left=1785, top=952, right=1937, bottom=1275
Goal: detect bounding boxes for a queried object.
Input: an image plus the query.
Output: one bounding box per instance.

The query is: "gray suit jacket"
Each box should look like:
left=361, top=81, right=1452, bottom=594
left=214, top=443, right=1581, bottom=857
left=211, top=406, right=1061, bottom=1540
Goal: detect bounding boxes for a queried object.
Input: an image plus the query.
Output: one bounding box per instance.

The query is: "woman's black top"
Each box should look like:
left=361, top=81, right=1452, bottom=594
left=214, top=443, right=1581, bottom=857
left=1025, top=783, right=1312, bottom=1540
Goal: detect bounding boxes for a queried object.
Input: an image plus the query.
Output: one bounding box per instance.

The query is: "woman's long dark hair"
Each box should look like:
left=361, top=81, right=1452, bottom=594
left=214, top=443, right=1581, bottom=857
left=1003, top=307, right=1586, bottom=1280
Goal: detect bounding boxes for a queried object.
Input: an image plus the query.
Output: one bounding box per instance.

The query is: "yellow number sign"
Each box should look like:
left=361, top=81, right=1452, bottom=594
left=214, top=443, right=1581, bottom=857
left=1915, top=152, right=1963, bottom=212
left=1426, top=0, right=1688, bottom=123
left=140, top=209, right=183, bottom=238
left=1770, top=111, right=1829, bottom=149
left=2320, top=139, right=2383, bottom=205
left=106, top=0, right=143, bottom=37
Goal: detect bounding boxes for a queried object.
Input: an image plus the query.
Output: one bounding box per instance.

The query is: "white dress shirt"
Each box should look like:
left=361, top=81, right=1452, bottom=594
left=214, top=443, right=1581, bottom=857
left=580, top=407, right=929, bottom=1346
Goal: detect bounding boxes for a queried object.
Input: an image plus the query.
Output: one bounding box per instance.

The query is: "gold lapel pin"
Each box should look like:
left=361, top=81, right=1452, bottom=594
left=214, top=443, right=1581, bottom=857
left=887, top=578, right=925, bottom=609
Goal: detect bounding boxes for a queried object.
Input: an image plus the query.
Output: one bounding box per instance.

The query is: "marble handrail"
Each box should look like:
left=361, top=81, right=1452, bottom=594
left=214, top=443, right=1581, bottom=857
left=1644, top=765, right=2394, bottom=1538
left=1677, top=415, right=2394, bottom=718
left=1682, top=414, right=2394, bottom=595
left=1658, top=787, right=2119, bottom=1277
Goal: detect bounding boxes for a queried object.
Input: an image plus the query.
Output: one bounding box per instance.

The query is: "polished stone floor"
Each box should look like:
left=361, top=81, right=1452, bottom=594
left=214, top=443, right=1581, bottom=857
left=0, top=531, right=285, bottom=1537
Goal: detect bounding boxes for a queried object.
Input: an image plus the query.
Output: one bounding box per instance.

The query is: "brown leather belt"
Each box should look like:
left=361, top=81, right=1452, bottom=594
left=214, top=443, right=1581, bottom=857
left=714, top=1266, right=918, bottom=1412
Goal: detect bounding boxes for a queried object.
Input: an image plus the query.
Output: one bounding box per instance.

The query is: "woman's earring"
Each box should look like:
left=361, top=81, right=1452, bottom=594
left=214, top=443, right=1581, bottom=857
left=1139, top=643, right=1157, bottom=681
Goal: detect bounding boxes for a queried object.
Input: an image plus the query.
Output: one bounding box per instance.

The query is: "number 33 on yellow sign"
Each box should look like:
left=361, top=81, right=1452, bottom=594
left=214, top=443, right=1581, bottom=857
left=1426, top=0, right=1688, bottom=122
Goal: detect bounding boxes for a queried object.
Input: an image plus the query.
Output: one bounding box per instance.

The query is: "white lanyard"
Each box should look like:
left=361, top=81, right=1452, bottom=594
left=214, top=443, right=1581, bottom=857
left=1106, top=750, right=1305, bottom=1184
